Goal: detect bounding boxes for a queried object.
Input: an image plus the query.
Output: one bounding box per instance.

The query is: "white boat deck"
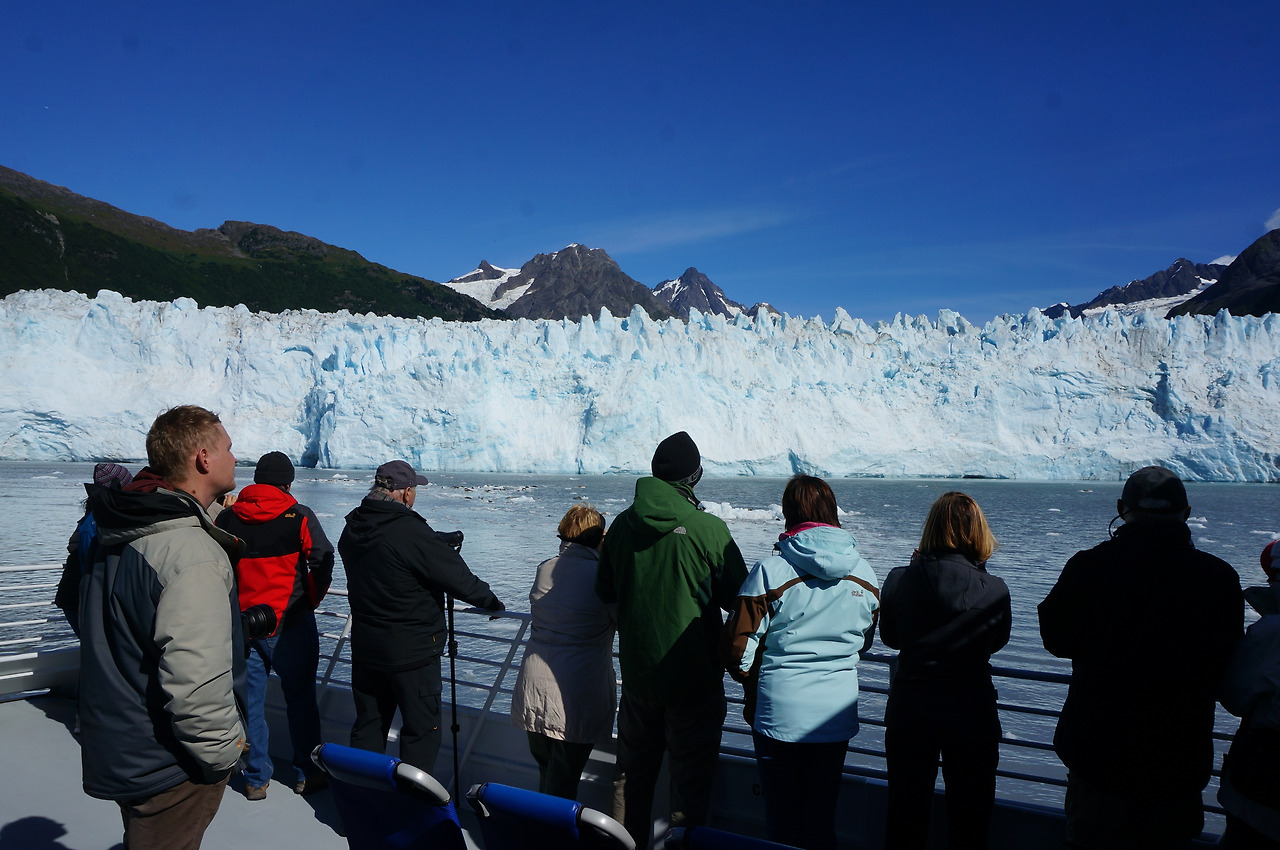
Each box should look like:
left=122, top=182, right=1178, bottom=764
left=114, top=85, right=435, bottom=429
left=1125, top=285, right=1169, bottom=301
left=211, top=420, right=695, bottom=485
left=1, top=695, right=358, bottom=850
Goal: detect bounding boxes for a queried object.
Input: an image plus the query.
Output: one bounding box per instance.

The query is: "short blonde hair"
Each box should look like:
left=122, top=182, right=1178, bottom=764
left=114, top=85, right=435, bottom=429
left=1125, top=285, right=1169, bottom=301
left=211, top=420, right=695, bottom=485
left=146, top=405, right=223, bottom=481
left=918, top=491, right=999, bottom=563
left=558, top=503, right=605, bottom=548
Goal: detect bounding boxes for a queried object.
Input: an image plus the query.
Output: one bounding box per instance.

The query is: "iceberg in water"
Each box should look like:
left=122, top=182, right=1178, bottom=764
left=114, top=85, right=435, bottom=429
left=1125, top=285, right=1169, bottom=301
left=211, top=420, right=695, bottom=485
left=1, top=289, right=1278, bottom=482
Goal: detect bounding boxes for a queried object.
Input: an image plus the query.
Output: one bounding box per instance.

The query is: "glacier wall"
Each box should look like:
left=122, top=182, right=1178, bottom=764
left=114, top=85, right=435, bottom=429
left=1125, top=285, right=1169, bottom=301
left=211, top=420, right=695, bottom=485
left=2, top=289, right=1279, bottom=482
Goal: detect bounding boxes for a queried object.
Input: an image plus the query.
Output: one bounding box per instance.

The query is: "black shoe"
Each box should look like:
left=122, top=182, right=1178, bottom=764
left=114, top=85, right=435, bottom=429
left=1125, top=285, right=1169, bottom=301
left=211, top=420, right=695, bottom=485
left=294, top=773, right=329, bottom=795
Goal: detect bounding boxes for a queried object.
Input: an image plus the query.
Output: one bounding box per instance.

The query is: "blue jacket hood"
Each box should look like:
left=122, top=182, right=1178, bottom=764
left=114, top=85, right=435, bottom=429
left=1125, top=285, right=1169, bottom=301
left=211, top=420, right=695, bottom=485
left=776, top=525, right=862, bottom=581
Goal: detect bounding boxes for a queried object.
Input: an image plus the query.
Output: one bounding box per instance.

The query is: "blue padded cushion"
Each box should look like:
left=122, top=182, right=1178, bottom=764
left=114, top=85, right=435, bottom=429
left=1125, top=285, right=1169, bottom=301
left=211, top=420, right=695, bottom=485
left=313, top=742, right=398, bottom=792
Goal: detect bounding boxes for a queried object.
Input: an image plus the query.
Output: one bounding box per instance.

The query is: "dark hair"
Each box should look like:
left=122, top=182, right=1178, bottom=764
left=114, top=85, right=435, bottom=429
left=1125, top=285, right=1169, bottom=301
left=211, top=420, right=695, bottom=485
left=781, top=474, right=840, bottom=529
left=919, top=491, right=998, bottom=563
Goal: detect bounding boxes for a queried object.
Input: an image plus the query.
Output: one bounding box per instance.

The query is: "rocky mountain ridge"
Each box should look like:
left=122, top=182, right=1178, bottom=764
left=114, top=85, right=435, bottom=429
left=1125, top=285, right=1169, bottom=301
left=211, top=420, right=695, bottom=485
left=3, top=164, right=1278, bottom=324
left=447, top=254, right=778, bottom=321
left=1041, top=259, right=1227, bottom=319
left=1168, top=229, right=1280, bottom=318
left=0, top=165, right=500, bottom=321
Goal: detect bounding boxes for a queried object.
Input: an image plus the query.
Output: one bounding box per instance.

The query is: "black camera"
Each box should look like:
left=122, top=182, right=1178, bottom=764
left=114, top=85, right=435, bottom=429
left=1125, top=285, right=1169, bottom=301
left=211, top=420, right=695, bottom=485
left=241, top=603, right=278, bottom=642
left=435, top=530, right=464, bottom=552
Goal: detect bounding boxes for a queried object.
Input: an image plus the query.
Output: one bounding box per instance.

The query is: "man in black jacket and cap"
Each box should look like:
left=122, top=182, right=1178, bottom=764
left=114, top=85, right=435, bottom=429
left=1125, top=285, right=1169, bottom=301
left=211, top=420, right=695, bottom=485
left=339, top=459, right=504, bottom=773
left=1039, top=466, right=1243, bottom=849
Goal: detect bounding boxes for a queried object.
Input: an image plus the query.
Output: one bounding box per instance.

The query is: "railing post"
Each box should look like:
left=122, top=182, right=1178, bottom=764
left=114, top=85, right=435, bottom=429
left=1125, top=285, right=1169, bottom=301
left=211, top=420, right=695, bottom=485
left=451, top=613, right=531, bottom=789
left=319, top=612, right=353, bottom=688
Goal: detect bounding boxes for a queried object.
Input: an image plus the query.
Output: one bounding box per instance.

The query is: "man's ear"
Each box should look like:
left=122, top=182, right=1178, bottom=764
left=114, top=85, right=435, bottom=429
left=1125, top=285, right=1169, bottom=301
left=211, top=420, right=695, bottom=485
left=1183, top=505, right=1191, bottom=520
left=1116, top=499, right=1126, bottom=518
left=194, top=447, right=211, bottom=474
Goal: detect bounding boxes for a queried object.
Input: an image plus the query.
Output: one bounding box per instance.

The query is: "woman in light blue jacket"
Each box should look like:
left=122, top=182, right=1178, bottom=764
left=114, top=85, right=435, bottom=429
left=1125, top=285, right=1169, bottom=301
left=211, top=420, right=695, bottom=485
left=721, top=475, right=880, bottom=850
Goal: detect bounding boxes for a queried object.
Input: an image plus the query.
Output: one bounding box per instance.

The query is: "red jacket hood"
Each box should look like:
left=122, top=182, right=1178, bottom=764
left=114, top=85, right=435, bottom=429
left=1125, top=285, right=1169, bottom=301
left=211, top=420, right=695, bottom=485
left=230, top=483, right=298, bottom=523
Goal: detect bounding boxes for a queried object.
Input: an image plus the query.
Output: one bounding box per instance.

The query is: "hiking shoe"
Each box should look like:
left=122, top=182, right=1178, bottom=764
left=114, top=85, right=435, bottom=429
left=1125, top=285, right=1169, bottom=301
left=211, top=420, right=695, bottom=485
left=245, top=782, right=268, bottom=801
left=294, top=773, right=329, bottom=796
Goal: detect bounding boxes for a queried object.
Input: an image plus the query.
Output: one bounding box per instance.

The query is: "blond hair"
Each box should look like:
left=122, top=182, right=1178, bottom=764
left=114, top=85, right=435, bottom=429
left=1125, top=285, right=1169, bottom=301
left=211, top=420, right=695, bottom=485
left=557, top=503, right=606, bottom=548
left=146, top=405, right=223, bottom=481
left=918, top=491, right=999, bottom=563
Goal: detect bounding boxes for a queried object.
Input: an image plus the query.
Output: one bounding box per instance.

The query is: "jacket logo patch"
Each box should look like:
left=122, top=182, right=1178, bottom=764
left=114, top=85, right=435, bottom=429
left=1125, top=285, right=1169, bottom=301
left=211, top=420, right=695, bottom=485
left=674, top=527, right=687, bottom=535
left=850, top=588, right=863, bottom=597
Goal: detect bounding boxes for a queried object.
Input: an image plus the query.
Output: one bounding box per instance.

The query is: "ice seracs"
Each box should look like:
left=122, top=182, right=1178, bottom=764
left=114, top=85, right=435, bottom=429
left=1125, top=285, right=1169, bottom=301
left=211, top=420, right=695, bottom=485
left=0, top=289, right=1278, bottom=482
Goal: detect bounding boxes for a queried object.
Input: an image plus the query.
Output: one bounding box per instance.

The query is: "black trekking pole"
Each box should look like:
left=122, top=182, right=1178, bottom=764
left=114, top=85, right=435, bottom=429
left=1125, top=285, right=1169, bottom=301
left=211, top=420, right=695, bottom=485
left=446, top=591, right=461, bottom=802
left=435, top=529, right=465, bottom=801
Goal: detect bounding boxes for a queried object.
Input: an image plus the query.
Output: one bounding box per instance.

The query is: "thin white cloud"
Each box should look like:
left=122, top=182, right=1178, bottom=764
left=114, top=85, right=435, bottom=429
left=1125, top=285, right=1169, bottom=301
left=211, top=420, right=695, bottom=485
left=583, top=206, right=797, bottom=255
left=1211, top=255, right=1237, bottom=265
left=1267, top=207, right=1280, bottom=231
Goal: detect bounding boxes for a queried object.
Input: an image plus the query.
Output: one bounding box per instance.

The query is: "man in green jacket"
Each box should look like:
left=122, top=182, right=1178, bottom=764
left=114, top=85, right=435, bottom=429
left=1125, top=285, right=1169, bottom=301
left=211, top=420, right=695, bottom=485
left=596, top=431, right=747, bottom=847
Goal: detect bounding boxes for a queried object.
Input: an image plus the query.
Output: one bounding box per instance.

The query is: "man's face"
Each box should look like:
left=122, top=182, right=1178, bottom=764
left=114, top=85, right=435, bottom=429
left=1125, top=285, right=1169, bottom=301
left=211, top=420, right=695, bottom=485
left=204, top=424, right=237, bottom=498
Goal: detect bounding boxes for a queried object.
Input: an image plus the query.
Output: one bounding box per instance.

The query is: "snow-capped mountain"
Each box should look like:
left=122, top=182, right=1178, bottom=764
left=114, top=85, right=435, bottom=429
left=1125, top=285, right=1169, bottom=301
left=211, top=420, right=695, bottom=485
left=1170, top=229, right=1280, bottom=318
left=443, top=260, right=528, bottom=311
left=651, top=267, right=746, bottom=319
left=3, top=288, right=1278, bottom=482
left=445, top=244, right=674, bottom=321
left=1041, top=259, right=1227, bottom=319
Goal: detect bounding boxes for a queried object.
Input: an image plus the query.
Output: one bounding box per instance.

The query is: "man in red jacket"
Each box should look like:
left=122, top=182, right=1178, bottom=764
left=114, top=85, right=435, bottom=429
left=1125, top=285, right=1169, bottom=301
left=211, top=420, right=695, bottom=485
left=215, top=452, right=334, bottom=801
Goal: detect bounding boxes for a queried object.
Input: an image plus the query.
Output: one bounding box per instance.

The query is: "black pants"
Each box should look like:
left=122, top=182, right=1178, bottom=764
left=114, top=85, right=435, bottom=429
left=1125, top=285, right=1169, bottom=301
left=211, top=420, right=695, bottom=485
left=883, top=679, right=1000, bottom=850
left=349, top=659, right=443, bottom=775
left=527, top=732, right=595, bottom=800
left=1064, top=772, right=1203, bottom=850
left=612, top=687, right=727, bottom=848
left=752, top=731, right=848, bottom=850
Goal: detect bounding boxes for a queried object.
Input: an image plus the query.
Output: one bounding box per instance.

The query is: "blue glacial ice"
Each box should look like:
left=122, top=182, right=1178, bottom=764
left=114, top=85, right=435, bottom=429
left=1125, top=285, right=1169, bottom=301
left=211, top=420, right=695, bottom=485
left=1, top=289, right=1278, bottom=482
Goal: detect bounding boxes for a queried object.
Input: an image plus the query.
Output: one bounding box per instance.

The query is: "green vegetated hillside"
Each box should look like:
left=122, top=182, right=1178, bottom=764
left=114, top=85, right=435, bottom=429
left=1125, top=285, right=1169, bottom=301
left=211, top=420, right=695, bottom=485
left=0, top=166, right=501, bottom=321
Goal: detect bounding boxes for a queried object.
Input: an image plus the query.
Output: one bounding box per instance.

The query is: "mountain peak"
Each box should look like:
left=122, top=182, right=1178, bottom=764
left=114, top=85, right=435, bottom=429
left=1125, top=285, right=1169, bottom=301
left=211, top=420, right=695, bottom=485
left=1169, top=229, right=1280, bottom=318
left=1041, top=257, right=1228, bottom=319
left=651, top=267, right=745, bottom=319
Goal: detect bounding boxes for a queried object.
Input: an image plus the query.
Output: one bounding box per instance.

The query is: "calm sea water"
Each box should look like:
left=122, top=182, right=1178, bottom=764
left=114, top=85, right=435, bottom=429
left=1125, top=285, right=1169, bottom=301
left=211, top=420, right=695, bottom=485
left=4, top=461, right=1276, bottom=813
left=6, top=461, right=1275, bottom=633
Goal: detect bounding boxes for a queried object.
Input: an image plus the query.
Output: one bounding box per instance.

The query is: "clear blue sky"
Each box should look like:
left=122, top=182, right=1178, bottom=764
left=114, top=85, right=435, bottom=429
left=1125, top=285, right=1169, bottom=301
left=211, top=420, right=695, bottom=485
left=4, top=1, right=1278, bottom=323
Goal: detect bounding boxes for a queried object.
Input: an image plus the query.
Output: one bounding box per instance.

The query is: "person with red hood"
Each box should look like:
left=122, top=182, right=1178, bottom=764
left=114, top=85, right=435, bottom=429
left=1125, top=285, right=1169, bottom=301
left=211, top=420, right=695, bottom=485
left=215, top=451, right=334, bottom=801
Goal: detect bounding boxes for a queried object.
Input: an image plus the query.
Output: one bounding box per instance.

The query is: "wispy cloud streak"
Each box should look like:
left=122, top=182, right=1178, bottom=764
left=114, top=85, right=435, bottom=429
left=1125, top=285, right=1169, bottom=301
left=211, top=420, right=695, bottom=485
left=581, top=206, right=798, bottom=254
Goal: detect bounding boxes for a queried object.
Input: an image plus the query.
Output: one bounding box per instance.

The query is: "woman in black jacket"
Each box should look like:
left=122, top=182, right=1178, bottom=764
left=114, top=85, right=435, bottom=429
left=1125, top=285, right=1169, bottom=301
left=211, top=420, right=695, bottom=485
left=880, top=492, right=1011, bottom=850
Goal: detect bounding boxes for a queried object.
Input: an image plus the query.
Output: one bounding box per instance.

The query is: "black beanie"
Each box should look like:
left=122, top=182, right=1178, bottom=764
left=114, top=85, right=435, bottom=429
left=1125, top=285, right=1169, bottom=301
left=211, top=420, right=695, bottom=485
left=652, top=431, right=702, bottom=484
left=254, top=451, right=295, bottom=486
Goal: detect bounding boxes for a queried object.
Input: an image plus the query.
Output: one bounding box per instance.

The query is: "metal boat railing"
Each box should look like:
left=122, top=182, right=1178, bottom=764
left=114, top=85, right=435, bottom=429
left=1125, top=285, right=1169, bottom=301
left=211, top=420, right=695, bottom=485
left=0, top=564, right=1234, bottom=823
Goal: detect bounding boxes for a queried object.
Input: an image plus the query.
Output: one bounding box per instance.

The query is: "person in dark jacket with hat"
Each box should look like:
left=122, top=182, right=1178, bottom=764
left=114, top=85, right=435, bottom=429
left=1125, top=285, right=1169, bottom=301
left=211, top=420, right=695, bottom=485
left=55, top=462, right=135, bottom=635
left=596, top=431, right=747, bottom=847
left=215, top=452, right=334, bottom=801
left=1039, top=466, right=1243, bottom=849
left=339, top=459, right=505, bottom=774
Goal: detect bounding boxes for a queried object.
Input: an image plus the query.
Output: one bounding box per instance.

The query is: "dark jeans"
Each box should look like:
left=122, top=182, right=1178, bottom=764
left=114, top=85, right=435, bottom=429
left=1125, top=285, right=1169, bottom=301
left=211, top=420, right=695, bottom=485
left=242, top=610, right=323, bottom=786
left=350, top=659, right=443, bottom=774
left=883, top=679, right=1000, bottom=850
left=527, top=732, right=595, bottom=800
left=752, top=731, right=848, bottom=850
left=612, top=687, right=727, bottom=848
left=1064, top=772, right=1203, bottom=850
left=117, top=774, right=229, bottom=850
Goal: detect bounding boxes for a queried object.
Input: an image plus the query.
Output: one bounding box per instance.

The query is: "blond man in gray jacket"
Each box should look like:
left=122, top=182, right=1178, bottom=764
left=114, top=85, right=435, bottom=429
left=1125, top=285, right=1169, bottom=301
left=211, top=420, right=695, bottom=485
left=77, top=405, right=247, bottom=850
